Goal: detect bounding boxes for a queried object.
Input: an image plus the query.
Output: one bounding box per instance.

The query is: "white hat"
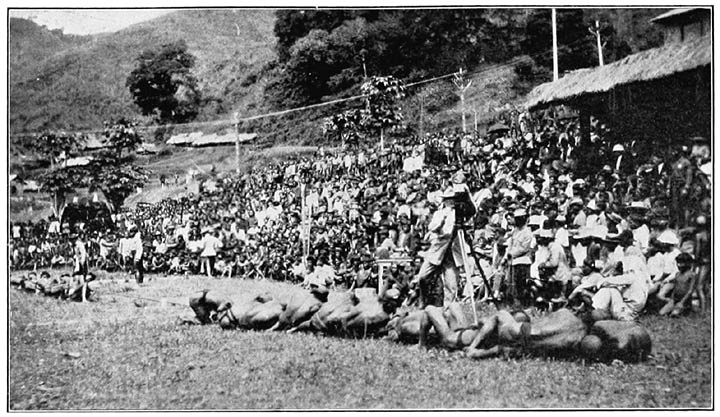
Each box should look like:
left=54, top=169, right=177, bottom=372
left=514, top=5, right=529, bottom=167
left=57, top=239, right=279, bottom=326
left=528, top=215, right=544, bottom=226
left=612, top=144, right=625, bottom=152
left=513, top=208, right=528, bottom=217
left=536, top=229, right=554, bottom=239
left=586, top=200, right=598, bottom=211
left=657, top=230, right=679, bottom=246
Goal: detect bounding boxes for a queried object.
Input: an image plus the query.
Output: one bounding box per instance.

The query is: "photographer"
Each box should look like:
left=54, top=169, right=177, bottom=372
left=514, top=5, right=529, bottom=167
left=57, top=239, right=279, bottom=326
left=413, top=187, right=460, bottom=307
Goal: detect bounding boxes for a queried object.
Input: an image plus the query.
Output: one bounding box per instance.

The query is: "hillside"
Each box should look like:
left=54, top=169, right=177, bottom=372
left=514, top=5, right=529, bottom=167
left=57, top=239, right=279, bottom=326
left=9, top=10, right=277, bottom=135
left=9, top=8, right=669, bottom=145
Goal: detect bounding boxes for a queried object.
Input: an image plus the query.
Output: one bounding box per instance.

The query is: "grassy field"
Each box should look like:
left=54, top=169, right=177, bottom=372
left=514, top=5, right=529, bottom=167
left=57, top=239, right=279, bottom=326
left=8, top=271, right=713, bottom=410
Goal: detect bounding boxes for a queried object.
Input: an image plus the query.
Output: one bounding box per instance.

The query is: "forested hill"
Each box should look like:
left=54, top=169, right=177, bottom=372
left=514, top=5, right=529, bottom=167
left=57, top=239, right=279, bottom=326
left=9, top=10, right=276, bottom=135
left=9, top=8, right=667, bottom=142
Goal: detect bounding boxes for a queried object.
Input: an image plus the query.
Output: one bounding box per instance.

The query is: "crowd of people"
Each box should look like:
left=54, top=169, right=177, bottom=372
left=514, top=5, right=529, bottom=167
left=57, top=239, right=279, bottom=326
left=10, top=105, right=712, bottom=318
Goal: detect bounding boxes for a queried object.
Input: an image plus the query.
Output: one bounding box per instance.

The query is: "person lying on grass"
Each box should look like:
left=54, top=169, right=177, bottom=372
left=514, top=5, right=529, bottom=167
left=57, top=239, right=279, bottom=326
left=219, top=293, right=285, bottom=330
left=461, top=308, right=651, bottom=362
left=11, top=271, right=95, bottom=302
left=188, top=289, right=283, bottom=330
left=393, top=302, right=651, bottom=362
left=336, top=288, right=402, bottom=338
left=286, top=290, right=356, bottom=335
left=268, top=284, right=329, bottom=331
left=286, top=287, right=403, bottom=338
left=384, top=301, right=466, bottom=345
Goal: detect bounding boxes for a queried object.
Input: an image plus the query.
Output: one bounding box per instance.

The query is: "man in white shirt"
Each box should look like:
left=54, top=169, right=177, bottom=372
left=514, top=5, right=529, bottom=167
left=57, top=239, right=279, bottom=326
left=414, top=188, right=461, bottom=307
left=127, top=228, right=144, bottom=284
left=200, top=228, right=223, bottom=278
left=592, top=255, right=650, bottom=321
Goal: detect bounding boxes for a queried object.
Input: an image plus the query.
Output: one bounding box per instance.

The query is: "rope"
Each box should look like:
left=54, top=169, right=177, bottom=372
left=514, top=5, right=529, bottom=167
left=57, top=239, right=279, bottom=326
left=104, top=291, right=188, bottom=307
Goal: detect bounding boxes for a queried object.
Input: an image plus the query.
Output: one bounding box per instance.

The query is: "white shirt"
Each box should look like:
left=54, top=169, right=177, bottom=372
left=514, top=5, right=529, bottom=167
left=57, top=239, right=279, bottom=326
left=200, top=234, right=222, bottom=257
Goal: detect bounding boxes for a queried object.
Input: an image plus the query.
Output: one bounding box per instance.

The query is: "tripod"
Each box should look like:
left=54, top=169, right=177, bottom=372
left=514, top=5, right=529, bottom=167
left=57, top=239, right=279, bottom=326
left=454, top=224, right=499, bottom=324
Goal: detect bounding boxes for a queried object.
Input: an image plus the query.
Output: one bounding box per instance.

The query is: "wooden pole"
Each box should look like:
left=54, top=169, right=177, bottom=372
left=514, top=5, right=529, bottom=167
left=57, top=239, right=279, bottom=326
left=419, top=96, right=424, bottom=139
left=233, top=112, right=241, bottom=174
left=454, top=68, right=472, bottom=134
left=552, top=8, right=559, bottom=81
left=589, top=20, right=604, bottom=66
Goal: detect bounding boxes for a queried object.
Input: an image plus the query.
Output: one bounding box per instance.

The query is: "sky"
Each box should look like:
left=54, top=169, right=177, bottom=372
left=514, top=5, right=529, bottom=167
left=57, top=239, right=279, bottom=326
left=9, top=9, right=175, bottom=35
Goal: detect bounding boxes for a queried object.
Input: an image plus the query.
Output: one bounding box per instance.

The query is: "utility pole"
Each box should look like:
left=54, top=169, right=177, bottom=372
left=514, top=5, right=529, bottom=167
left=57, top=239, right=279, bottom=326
left=419, top=95, right=425, bottom=139
left=474, top=110, right=478, bottom=132
left=233, top=111, right=241, bottom=174
left=588, top=20, right=605, bottom=66
left=360, top=49, right=368, bottom=79
left=552, top=8, right=559, bottom=81
left=453, top=68, right=472, bottom=133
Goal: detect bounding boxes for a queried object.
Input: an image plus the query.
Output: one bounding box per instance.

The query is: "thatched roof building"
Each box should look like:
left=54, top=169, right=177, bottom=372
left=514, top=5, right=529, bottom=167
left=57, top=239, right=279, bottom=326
left=166, top=131, right=257, bottom=147
left=525, top=35, right=710, bottom=109
left=524, top=7, right=711, bottom=157
left=191, top=132, right=257, bottom=147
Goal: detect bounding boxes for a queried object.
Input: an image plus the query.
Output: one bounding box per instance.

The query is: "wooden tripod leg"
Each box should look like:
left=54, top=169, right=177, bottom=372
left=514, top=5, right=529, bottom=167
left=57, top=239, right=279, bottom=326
left=456, top=229, right=478, bottom=324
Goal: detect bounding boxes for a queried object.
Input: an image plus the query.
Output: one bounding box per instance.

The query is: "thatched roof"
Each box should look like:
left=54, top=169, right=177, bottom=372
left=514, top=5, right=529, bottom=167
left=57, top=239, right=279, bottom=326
left=650, top=8, right=708, bottom=24
left=166, top=131, right=203, bottom=146
left=525, top=35, right=711, bottom=109
left=62, top=156, right=93, bottom=167
left=136, top=143, right=159, bottom=154
left=191, top=132, right=257, bottom=147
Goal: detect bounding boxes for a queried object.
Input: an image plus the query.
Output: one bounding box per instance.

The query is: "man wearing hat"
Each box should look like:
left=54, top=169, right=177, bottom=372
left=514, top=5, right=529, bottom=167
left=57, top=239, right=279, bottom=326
left=413, top=187, right=461, bottom=308
left=647, top=230, right=680, bottom=307
left=611, top=144, right=634, bottom=177
left=532, top=229, right=571, bottom=303
left=503, top=208, right=534, bottom=306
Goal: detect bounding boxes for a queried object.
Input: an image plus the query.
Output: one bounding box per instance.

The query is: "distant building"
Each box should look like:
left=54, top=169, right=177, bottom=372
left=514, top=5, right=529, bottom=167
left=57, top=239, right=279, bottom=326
left=650, top=8, right=711, bottom=44
left=166, top=130, right=257, bottom=147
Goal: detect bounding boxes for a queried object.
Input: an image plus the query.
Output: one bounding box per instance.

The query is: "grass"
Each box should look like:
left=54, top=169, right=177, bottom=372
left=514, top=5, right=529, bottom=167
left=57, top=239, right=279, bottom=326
left=8, top=271, right=712, bottom=410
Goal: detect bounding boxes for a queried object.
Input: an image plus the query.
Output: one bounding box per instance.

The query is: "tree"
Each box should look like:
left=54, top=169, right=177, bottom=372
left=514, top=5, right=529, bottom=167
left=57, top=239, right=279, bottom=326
left=323, top=75, right=406, bottom=147
left=86, top=157, right=149, bottom=213
left=87, top=119, right=149, bottom=213
left=269, top=10, right=526, bottom=108
left=27, top=131, right=81, bottom=169
left=38, top=165, right=84, bottom=219
left=102, top=118, right=143, bottom=158
left=322, top=109, right=363, bottom=146
left=359, top=76, right=406, bottom=144
left=126, top=40, right=201, bottom=124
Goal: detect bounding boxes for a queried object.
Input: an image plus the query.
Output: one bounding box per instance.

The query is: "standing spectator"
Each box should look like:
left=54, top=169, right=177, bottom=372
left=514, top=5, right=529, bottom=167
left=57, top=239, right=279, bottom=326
left=504, top=208, right=533, bottom=306
left=128, top=227, right=144, bottom=284
left=199, top=228, right=222, bottom=278
left=668, top=144, right=694, bottom=228
left=73, top=233, right=89, bottom=279
left=413, top=188, right=459, bottom=307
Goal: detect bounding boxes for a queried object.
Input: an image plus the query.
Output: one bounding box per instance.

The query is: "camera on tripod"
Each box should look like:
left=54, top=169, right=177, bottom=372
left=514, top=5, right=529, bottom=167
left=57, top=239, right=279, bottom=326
left=450, top=182, right=476, bottom=228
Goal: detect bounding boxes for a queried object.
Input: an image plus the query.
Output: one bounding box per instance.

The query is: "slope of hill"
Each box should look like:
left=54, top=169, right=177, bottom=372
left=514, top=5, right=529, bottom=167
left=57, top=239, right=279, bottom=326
left=9, top=10, right=277, bottom=135
left=9, top=8, right=669, bottom=144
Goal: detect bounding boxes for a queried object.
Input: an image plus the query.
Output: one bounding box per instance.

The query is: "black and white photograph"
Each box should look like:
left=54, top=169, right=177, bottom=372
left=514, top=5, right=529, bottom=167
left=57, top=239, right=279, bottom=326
left=6, top=4, right=714, bottom=410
